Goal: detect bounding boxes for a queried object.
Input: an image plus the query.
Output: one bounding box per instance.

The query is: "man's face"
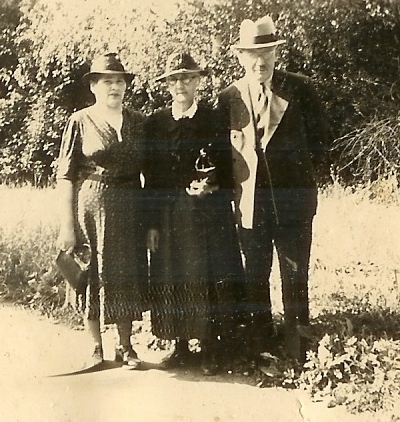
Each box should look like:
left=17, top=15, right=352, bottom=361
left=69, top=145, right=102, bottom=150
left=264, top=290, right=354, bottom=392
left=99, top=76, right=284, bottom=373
left=237, top=47, right=277, bottom=84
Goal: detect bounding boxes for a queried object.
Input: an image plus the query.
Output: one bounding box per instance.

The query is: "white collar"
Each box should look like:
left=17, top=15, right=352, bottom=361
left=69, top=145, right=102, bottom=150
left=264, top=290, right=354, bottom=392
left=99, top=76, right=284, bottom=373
left=249, top=78, right=272, bottom=95
left=172, top=101, right=198, bottom=121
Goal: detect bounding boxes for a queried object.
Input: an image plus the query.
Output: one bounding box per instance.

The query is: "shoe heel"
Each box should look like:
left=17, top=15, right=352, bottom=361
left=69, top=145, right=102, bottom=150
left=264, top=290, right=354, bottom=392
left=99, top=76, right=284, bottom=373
left=84, top=344, right=103, bottom=368
left=115, top=345, right=141, bottom=369
left=115, top=346, right=124, bottom=363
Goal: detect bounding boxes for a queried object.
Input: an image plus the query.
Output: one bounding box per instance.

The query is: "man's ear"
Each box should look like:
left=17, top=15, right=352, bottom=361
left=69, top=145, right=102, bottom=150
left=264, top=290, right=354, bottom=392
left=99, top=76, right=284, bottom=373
left=235, top=49, right=245, bottom=66
left=89, top=81, right=95, bottom=95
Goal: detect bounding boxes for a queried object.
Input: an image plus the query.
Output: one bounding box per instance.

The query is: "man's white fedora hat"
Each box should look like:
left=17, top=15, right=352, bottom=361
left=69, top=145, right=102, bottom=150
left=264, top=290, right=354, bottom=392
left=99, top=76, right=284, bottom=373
left=232, top=15, right=285, bottom=50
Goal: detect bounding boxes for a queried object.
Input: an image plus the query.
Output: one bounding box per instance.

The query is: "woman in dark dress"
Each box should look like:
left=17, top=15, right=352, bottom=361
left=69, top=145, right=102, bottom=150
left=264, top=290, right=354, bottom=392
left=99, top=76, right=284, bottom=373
left=145, top=51, right=245, bottom=374
left=56, top=53, right=147, bottom=369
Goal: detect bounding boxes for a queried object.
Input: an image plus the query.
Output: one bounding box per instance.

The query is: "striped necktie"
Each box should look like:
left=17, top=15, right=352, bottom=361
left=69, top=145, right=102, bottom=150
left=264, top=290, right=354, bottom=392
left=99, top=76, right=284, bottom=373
left=254, top=83, right=268, bottom=147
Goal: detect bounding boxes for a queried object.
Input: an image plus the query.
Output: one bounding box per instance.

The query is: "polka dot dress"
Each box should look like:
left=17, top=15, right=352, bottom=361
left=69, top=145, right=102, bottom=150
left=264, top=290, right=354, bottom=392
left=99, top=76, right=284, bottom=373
left=57, top=107, right=148, bottom=324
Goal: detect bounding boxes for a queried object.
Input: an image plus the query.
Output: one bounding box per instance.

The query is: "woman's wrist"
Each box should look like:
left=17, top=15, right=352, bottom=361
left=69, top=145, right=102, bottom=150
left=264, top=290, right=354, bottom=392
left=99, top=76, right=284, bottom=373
left=60, top=223, right=75, bottom=233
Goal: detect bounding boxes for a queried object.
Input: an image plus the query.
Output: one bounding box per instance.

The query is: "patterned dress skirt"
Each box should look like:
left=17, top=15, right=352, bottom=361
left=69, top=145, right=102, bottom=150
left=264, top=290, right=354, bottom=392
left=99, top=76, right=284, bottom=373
left=149, top=190, right=245, bottom=341
left=77, top=178, right=147, bottom=324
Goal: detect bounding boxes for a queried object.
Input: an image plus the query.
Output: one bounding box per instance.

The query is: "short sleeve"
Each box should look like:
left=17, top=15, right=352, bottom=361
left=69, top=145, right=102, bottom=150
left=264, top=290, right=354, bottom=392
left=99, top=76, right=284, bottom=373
left=56, top=115, right=82, bottom=182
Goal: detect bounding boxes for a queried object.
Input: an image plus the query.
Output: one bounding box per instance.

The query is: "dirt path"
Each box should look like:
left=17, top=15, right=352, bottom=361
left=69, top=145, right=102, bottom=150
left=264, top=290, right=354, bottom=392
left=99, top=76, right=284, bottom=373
left=0, top=303, right=365, bottom=422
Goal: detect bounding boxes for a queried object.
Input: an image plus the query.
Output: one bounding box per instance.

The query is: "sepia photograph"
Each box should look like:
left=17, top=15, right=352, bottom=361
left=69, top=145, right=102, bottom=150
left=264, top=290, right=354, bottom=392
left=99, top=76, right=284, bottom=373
left=1, top=0, right=400, bottom=420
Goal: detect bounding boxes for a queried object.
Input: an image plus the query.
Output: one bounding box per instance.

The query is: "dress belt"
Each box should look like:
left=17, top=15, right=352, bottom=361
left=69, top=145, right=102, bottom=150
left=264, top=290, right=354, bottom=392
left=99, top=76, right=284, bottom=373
left=85, top=173, right=133, bottom=186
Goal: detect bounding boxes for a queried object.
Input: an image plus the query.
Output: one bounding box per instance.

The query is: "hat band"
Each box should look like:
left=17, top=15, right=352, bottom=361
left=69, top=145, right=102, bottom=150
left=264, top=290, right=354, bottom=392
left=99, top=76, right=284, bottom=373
left=167, top=66, right=201, bottom=73
left=251, top=33, right=279, bottom=44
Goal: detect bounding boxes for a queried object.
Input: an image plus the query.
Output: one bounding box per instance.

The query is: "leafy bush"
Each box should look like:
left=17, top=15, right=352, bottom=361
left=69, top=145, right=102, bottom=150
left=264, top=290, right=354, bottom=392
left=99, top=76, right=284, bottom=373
left=1, top=0, right=400, bottom=184
left=301, top=332, right=400, bottom=414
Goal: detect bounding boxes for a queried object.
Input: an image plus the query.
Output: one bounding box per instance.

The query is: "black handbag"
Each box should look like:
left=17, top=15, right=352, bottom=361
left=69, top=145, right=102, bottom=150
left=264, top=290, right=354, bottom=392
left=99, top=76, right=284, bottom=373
left=56, top=246, right=91, bottom=295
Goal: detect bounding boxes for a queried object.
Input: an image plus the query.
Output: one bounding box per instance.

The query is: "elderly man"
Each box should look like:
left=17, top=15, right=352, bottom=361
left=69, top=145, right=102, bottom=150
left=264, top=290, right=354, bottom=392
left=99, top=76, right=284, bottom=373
left=218, top=15, right=329, bottom=362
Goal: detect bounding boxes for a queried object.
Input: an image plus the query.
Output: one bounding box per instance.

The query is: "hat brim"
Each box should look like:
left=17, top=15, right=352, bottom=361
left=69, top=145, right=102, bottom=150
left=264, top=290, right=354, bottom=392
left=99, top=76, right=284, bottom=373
left=232, top=39, right=286, bottom=50
left=155, top=68, right=209, bottom=83
left=82, top=70, right=135, bottom=84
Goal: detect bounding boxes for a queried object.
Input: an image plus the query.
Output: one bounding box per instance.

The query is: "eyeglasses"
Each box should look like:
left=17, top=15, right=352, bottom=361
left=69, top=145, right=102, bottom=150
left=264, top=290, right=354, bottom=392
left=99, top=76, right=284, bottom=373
left=166, top=75, right=197, bottom=85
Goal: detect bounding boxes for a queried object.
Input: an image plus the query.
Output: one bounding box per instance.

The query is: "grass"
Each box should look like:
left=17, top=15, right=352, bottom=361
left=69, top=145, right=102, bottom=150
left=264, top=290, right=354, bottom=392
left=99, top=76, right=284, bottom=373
left=0, top=185, right=64, bottom=311
left=1, top=182, right=400, bottom=418
left=310, top=180, right=400, bottom=315
left=1, top=180, right=400, bottom=321
left=268, top=177, right=400, bottom=319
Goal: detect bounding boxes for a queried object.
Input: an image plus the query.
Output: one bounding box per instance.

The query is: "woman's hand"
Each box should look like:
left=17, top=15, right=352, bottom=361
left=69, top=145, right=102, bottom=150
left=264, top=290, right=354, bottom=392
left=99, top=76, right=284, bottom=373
left=147, top=229, right=160, bottom=252
left=186, top=178, right=218, bottom=197
left=57, top=227, right=76, bottom=254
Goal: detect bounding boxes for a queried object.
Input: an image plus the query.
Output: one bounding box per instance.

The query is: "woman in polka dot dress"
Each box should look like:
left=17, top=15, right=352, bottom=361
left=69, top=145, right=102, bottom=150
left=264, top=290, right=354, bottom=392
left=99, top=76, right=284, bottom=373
left=56, top=53, right=147, bottom=369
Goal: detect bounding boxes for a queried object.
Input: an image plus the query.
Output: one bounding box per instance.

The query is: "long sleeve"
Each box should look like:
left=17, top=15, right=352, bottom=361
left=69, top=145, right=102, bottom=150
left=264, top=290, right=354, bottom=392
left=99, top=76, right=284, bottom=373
left=301, top=78, right=332, bottom=170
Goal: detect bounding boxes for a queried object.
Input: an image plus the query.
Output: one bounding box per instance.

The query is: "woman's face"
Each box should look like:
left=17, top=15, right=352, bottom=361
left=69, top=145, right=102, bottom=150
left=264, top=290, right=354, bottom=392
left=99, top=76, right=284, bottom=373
left=90, top=74, right=127, bottom=108
left=166, top=73, right=200, bottom=106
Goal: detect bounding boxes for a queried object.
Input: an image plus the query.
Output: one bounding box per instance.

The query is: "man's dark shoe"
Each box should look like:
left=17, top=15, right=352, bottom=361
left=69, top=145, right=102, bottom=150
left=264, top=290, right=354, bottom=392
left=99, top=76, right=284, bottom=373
left=201, top=351, right=219, bottom=376
left=160, top=338, right=191, bottom=368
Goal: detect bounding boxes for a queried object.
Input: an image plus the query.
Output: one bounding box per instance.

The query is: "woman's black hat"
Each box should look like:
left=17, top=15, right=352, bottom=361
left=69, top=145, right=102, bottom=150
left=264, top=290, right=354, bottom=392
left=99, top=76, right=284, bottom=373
left=155, top=51, right=208, bottom=82
left=82, top=53, right=134, bottom=84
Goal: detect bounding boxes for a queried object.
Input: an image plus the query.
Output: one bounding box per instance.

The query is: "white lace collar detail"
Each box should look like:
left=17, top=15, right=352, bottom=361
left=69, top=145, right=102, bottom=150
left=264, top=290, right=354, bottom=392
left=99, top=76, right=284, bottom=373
left=171, top=101, right=198, bottom=121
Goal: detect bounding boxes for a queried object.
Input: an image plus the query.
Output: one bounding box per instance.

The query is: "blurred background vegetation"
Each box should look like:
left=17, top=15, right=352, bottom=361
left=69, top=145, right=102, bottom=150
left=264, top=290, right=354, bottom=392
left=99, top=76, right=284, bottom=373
left=1, top=0, right=400, bottom=185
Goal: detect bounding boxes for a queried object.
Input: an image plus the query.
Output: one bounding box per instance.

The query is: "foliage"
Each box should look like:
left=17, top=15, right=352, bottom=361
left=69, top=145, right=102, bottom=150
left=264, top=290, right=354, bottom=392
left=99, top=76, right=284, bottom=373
left=301, top=332, right=400, bottom=414
left=0, top=0, right=400, bottom=183
left=0, top=186, right=65, bottom=316
left=333, top=115, right=400, bottom=183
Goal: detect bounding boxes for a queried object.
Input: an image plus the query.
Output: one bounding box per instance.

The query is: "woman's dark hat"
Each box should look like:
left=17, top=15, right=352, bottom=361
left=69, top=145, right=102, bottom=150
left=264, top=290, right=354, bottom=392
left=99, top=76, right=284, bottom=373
left=82, top=53, right=134, bottom=84
left=232, top=15, right=285, bottom=50
left=155, top=52, right=208, bottom=82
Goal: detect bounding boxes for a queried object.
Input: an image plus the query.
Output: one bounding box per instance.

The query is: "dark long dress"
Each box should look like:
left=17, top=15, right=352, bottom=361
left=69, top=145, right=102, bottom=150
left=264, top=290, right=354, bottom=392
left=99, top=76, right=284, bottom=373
left=57, top=107, right=147, bottom=324
left=144, top=105, right=245, bottom=341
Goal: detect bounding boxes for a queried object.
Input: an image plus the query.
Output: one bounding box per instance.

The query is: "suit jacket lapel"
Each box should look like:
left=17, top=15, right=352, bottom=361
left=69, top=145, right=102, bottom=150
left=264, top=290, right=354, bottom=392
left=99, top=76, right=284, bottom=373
left=262, top=73, right=291, bottom=150
left=234, top=75, right=291, bottom=151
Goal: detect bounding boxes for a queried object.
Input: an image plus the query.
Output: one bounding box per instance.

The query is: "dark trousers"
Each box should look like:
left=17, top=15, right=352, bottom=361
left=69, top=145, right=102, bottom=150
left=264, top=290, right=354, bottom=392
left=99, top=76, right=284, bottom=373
left=238, top=215, right=313, bottom=360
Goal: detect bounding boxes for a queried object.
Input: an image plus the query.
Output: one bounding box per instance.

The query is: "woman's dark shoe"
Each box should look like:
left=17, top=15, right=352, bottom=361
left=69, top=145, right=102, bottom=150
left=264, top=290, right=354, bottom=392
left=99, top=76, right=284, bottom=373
left=159, top=349, right=190, bottom=368
left=159, top=352, right=181, bottom=368
left=115, top=345, right=141, bottom=370
left=84, top=343, right=104, bottom=368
